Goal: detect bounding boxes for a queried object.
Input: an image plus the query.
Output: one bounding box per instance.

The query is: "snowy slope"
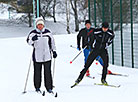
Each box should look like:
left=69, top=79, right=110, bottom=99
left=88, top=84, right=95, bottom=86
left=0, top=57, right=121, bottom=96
left=1, top=4, right=138, bottom=101
left=0, top=34, right=138, bottom=102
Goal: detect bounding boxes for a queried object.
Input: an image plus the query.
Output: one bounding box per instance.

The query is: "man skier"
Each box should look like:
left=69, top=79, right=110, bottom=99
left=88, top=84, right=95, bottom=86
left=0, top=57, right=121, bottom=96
left=75, top=22, right=115, bottom=85
left=77, top=20, right=112, bottom=77
left=26, top=17, right=57, bottom=93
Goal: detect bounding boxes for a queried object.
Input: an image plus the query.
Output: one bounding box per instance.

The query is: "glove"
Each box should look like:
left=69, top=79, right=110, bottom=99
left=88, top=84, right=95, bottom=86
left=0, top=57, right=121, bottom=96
left=53, top=51, right=57, bottom=58
left=32, top=35, right=38, bottom=41
left=77, top=46, right=81, bottom=51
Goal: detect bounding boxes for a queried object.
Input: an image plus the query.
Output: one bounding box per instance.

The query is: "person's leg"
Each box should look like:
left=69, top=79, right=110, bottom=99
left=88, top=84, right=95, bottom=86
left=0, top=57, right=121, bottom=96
left=96, top=56, right=112, bottom=74
left=83, top=48, right=91, bottom=76
left=96, top=56, right=104, bottom=66
left=99, top=49, right=109, bottom=83
left=76, top=49, right=98, bottom=83
left=33, top=62, right=42, bottom=90
left=43, top=61, right=53, bottom=92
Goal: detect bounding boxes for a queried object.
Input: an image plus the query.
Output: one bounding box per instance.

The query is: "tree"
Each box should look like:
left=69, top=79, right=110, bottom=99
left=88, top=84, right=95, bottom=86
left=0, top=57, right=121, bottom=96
left=66, top=0, right=71, bottom=34
left=70, top=0, right=79, bottom=32
left=41, top=0, right=57, bottom=22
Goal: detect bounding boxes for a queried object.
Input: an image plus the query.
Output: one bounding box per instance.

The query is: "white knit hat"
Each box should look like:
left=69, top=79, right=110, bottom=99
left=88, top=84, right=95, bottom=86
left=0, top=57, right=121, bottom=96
left=35, top=16, right=44, bottom=26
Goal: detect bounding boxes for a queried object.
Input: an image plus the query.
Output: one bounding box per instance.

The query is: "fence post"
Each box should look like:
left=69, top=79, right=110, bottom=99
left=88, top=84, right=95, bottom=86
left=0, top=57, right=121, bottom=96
left=130, top=0, right=134, bottom=68
left=120, top=0, right=124, bottom=66
left=102, top=0, right=105, bottom=22
left=110, top=0, right=114, bottom=65
left=33, top=0, right=36, bottom=28
left=88, top=0, right=91, bottom=21
left=94, top=0, right=97, bottom=27
left=37, top=0, right=40, bottom=17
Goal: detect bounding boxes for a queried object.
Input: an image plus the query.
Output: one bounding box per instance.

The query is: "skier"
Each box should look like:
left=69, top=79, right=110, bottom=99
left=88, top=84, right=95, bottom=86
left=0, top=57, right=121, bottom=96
left=26, top=17, right=57, bottom=93
left=75, top=22, right=115, bottom=85
left=77, top=20, right=94, bottom=76
left=77, top=20, right=112, bottom=77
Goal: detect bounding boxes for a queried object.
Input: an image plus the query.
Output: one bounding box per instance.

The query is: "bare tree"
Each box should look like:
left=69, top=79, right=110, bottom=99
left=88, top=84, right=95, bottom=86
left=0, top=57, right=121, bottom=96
left=53, top=0, right=56, bottom=22
left=66, top=0, right=71, bottom=34
left=70, top=0, right=79, bottom=32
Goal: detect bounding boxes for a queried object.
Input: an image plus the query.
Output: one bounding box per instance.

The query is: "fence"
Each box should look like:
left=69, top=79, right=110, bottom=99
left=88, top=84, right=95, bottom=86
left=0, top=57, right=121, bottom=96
left=88, top=0, right=138, bottom=68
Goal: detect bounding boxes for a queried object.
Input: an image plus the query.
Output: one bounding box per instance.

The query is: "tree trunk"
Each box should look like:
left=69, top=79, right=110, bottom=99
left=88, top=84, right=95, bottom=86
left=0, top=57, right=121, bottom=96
left=28, top=12, right=32, bottom=27
left=66, top=0, right=71, bottom=34
left=70, top=0, right=79, bottom=32
left=53, top=0, right=57, bottom=23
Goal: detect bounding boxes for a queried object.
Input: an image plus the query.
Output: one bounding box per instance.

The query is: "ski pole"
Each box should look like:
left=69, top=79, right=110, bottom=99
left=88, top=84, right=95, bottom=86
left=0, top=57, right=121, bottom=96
left=22, top=59, right=32, bottom=94
left=70, top=45, right=77, bottom=49
left=70, top=46, right=87, bottom=64
left=52, top=58, right=56, bottom=88
left=52, top=58, right=56, bottom=80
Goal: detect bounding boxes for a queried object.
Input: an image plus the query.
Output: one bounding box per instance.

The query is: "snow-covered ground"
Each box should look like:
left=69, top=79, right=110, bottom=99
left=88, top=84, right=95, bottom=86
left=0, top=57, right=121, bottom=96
left=0, top=33, right=138, bottom=102
left=1, top=3, right=138, bottom=102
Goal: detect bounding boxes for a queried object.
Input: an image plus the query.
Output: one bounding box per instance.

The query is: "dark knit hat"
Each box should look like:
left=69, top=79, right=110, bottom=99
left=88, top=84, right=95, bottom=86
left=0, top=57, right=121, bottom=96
left=102, top=22, right=109, bottom=28
left=85, top=20, right=91, bottom=25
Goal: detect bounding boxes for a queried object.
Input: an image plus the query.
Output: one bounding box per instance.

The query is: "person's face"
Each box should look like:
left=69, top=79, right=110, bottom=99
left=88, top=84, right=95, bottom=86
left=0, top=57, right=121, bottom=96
left=37, top=24, right=44, bottom=31
left=85, top=23, right=91, bottom=29
left=102, top=27, right=108, bottom=32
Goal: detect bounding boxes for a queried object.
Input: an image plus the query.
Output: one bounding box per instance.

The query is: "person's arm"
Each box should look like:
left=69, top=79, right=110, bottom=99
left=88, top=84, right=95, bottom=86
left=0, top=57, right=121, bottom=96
left=88, top=28, right=95, bottom=49
left=108, top=31, right=115, bottom=46
left=48, top=33, right=57, bottom=58
left=77, top=30, right=83, bottom=50
left=26, top=30, right=38, bottom=46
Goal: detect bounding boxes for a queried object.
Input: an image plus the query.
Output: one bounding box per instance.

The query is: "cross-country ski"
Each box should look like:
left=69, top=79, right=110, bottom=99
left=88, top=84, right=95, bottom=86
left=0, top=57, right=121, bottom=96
left=94, top=83, right=121, bottom=88
left=1, top=2, right=138, bottom=102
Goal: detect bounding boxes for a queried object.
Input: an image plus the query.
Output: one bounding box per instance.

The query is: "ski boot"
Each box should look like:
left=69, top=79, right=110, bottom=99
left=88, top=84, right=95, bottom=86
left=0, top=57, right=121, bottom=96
left=86, top=70, right=90, bottom=77
left=35, top=88, right=41, bottom=93
left=48, top=89, right=54, bottom=94
left=101, top=79, right=108, bottom=85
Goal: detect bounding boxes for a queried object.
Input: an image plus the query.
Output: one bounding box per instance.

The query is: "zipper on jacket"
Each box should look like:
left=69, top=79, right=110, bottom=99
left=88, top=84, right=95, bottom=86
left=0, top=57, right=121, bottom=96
left=99, top=32, right=105, bottom=49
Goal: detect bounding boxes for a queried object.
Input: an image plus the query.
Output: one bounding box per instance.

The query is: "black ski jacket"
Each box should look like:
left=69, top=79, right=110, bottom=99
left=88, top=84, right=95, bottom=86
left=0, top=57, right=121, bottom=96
left=77, top=28, right=94, bottom=49
left=92, top=28, right=115, bottom=49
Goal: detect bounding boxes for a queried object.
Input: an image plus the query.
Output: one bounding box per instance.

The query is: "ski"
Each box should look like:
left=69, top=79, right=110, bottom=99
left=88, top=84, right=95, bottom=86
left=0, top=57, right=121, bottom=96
left=42, top=91, right=58, bottom=97
left=71, top=82, right=79, bottom=88
left=98, top=73, right=128, bottom=77
left=107, top=73, right=128, bottom=77
left=94, top=83, right=121, bottom=88
left=22, top=90, right=45, bottom=96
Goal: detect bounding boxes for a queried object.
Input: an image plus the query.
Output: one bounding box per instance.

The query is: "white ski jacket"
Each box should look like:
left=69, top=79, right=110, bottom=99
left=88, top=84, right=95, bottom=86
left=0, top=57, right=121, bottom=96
left=27, top=28, right=56, bottom=62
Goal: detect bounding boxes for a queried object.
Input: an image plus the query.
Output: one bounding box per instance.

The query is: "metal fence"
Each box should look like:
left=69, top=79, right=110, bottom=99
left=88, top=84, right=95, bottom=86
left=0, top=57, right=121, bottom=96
left=88, top=0, right=138, bottom=68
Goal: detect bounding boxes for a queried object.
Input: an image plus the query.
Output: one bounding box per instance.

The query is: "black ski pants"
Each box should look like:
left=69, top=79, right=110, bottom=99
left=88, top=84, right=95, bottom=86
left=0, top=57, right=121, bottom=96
left=78, top=48, right=109, bottom=81
left=33, top=60, right=53, bottom=91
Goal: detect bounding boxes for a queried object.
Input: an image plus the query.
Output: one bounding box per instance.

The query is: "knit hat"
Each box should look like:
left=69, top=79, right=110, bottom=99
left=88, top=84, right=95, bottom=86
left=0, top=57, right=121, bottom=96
left=35, top=17, right=44, bottom=26
left=102, top=22, right=109, bottom=28
left=85, top=20, right=91, bottom=25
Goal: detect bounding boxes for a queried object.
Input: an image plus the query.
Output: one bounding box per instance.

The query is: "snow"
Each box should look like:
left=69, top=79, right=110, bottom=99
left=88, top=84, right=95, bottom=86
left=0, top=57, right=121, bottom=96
left=0, top=33, right=138, bottom=102
left=1, top=3, right=138, bottom=102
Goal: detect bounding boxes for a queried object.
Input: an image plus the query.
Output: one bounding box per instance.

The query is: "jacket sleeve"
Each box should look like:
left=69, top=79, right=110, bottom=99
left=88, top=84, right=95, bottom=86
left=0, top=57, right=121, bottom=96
left=88, top=28, right=95, bottom=49
left=108, top=31, right=115, bottom=46
left=26, top=32, right=36, bottom=46
left=48, top=33, right=56, bottom=52
left=77, top=29, right=82, bottom=47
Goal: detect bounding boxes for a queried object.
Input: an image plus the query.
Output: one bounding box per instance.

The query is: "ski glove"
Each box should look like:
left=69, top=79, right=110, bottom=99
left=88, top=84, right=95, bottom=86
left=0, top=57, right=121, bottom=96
left=53, top=51, right=57, bottom=58
left=77, top=46, right=81, bottom=51
left=32, top=35, right=38, bottom=41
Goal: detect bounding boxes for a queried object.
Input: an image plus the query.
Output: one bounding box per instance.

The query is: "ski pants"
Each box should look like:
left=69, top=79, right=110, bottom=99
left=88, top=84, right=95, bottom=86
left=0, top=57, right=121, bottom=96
left=78, top=48, right=109, bottom=81
left=33, top=60, right=53, bottom=91
left=83, top=48, right=104, bottom=66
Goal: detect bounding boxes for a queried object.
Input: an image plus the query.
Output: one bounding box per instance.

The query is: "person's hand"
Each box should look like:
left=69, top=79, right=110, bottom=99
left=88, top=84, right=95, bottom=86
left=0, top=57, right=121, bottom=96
left=53, top=51, right=57, bottom=58
left=77, top=46, right=81, bottom=51
left=32, top=35, right=38, bottom=41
